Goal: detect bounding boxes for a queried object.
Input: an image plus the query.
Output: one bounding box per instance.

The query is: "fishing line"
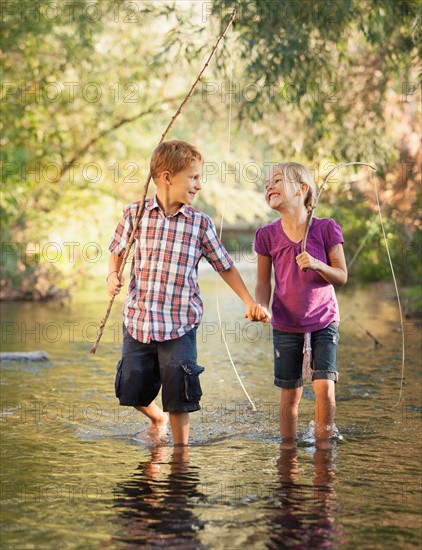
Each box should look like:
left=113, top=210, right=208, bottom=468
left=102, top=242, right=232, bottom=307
left=373, top=177, right=405, bottom=406
left=310, top=166, right=405, bottom=405
left=346, top=215, right=378, bottom=272
left=215, top=42, right=257, bottom=411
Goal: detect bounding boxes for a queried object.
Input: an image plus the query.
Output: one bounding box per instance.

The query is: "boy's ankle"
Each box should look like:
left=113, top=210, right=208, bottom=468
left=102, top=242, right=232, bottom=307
left=153, top=411, right=168, bottom=426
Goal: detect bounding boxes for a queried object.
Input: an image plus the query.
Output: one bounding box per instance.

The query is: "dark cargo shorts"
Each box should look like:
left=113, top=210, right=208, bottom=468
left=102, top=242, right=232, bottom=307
left=114, top=325, right=204, bottom=413
left=273, top=322, right=340, bottom=389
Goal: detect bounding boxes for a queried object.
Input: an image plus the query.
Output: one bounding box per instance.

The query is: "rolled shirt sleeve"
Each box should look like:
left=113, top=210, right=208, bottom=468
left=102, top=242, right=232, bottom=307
left=109, top=203, right=138, bottom=256
left=201, top=217, right=234, bottom=272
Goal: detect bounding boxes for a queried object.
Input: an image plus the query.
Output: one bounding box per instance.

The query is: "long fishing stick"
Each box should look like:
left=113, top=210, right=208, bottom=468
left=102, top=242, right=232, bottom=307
left=90, top=9, right=237, bottom=354
left=302, top=162, right=377, bottom=257
left=301, top=163, right=405, bottom=404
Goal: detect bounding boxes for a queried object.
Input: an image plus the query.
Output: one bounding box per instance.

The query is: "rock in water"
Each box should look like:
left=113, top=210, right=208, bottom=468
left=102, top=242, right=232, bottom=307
left=0, top=351, right=51, bottom=362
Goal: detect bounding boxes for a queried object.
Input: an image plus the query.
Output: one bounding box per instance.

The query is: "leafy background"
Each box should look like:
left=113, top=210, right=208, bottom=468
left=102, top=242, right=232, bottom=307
left=1, top=0, right=420, bottom=312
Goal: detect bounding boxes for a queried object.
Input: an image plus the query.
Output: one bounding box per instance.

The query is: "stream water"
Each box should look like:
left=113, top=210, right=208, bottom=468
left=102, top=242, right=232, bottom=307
left=1, top=263, right=421, bottom=549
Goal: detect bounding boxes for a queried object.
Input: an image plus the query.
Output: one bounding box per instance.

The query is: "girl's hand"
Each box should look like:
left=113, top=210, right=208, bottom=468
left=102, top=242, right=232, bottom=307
left=257, top=304, right=272, bottom=322
left=245, top=303, right=272, bottom=322
left=107, top=272, right=125, bottom=297
left=295, top=251, right=320, bottom=272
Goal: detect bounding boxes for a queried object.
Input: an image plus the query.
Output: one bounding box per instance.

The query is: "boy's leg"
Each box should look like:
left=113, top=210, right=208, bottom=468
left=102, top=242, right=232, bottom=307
left=313, top=379, right=336, bottom=440
left=158, top=328, right=202, bottom=446
left=116, top=326, right=168, bottom=443
left=169, top=412, right=190, bottom=446
left=279, top=387, right=303, bottom=441
left=134, top=402, right=168, bottom=441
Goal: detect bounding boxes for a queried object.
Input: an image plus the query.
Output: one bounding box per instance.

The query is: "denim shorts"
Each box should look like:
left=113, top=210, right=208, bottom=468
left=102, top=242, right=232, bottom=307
left=114, top=325, right=204, bottom=413
left=273, top=322, right=339, bottom=389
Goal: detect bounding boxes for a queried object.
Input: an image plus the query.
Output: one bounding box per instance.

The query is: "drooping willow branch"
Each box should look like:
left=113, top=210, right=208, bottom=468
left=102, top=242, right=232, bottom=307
left=56, top=105, right=162, bottom=184
left=90, top=9, right=237, bottom=354
left=301, top=162, right=377, bottom=256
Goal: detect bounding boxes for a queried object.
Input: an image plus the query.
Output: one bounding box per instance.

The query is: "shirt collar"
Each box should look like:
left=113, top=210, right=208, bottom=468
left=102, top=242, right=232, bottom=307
left=147, top=195, right=192, bottom=218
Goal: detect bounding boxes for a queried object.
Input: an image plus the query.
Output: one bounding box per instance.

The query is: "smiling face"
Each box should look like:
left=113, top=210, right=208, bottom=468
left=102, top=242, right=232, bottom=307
left=264, top=167, right=299, bottom=210
left=265, top=162, right=317, bottom=215
left=166, top=159, right=203, bottom=206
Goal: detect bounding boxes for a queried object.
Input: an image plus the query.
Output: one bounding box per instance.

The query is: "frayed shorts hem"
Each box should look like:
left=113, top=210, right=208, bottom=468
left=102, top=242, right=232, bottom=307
left=273, top=323, right=339, bottom=388
left=313, top=370, right=338, bottom=383
left=275, top=370, right=338, bottom=388
left=274, top=377, right=303, bottom=389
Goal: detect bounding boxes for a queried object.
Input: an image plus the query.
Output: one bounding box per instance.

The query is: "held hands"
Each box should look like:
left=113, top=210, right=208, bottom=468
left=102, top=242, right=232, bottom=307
left=295, top=251, right=320, bottom=272
left=245, top=303, right=271, bottom=323
left=107, top=272, right=125, bottom=298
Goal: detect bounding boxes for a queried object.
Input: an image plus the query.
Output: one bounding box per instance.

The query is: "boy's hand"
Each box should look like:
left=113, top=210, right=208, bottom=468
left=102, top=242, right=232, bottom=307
left=107, top=272, right=125, bottom=297
left=245, top=303, right=271, bottom=323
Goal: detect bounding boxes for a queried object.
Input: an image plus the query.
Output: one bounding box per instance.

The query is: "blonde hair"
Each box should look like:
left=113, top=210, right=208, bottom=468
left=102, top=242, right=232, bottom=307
left=150, top=140, right=204, bottom=180
left=273, top=162, right=318, bottom=213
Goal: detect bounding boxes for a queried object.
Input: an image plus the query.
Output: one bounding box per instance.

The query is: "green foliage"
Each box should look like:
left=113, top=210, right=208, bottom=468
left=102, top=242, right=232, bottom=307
left=318, top=184, right=422, bottom=285
left=211, top=0, right=420, bottom=162
left=1, top=1, right=420, bottom=298
left=402, top=284, right=422, bottom=317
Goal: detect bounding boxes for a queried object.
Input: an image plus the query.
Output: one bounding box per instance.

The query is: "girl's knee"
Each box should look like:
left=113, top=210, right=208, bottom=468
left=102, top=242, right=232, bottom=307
left=281, top=387, right=303, bottom=403
left=313, top=379, right=335, bottom=400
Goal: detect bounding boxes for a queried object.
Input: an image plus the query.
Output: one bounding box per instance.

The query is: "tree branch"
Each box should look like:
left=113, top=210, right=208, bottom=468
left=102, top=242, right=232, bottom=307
left=55, top=105, right=161, bottom=183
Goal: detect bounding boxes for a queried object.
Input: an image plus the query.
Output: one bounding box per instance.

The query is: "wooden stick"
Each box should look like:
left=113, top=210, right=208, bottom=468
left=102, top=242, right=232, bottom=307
left=341, top=310, right=382, bottom=347
left=301, top=162, right=377, bottom=267
left=90, top=10, right=237, bottom=354
left=349, top=313, right=382, bottom=347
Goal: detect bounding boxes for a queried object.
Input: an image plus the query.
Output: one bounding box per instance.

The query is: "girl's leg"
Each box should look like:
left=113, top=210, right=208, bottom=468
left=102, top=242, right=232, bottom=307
left=313, top=379, right=336, bottom=440
left=279, top=387, right=303, bottom=441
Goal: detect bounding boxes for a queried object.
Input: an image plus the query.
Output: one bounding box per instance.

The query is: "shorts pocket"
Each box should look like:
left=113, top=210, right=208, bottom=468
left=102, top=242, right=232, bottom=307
left=114, top=359, right=123, bottom=398
left=180, top=363, right=204, bottom=402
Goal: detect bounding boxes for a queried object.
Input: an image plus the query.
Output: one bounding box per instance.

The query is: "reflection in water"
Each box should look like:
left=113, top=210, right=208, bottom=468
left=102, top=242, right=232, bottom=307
left=267, top=441, right=344, bottom=549
left=112, top=446, right=205, bottom=549
left=1, top=283, right=420, bottom=549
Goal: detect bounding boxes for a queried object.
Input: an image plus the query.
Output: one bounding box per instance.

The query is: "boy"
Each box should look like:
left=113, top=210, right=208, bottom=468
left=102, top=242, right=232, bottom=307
left=107, top=140, right=269, bottom=446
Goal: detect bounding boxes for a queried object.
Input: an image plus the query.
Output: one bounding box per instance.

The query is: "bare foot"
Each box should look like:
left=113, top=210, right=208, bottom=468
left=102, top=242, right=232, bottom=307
left=314, top=421, right=334, bottom=441
left=134, top=412, right=169, bottom=445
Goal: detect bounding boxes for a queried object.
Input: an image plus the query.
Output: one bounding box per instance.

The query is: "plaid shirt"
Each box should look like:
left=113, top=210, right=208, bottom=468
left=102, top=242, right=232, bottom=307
left=109, top=195, right=234, bottom=342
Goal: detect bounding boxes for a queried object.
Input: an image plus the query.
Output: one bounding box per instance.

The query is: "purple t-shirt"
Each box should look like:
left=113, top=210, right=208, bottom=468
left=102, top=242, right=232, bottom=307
left=254, top=217, right=344, bottom=333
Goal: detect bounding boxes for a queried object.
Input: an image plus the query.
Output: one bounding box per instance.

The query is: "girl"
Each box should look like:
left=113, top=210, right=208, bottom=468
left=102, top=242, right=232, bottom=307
left=254, top=162, right=347, bottom=442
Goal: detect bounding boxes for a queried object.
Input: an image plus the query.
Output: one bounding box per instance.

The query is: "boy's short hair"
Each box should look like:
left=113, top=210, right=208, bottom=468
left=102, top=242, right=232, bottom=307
left=150, top=140, right=204, bottom=180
